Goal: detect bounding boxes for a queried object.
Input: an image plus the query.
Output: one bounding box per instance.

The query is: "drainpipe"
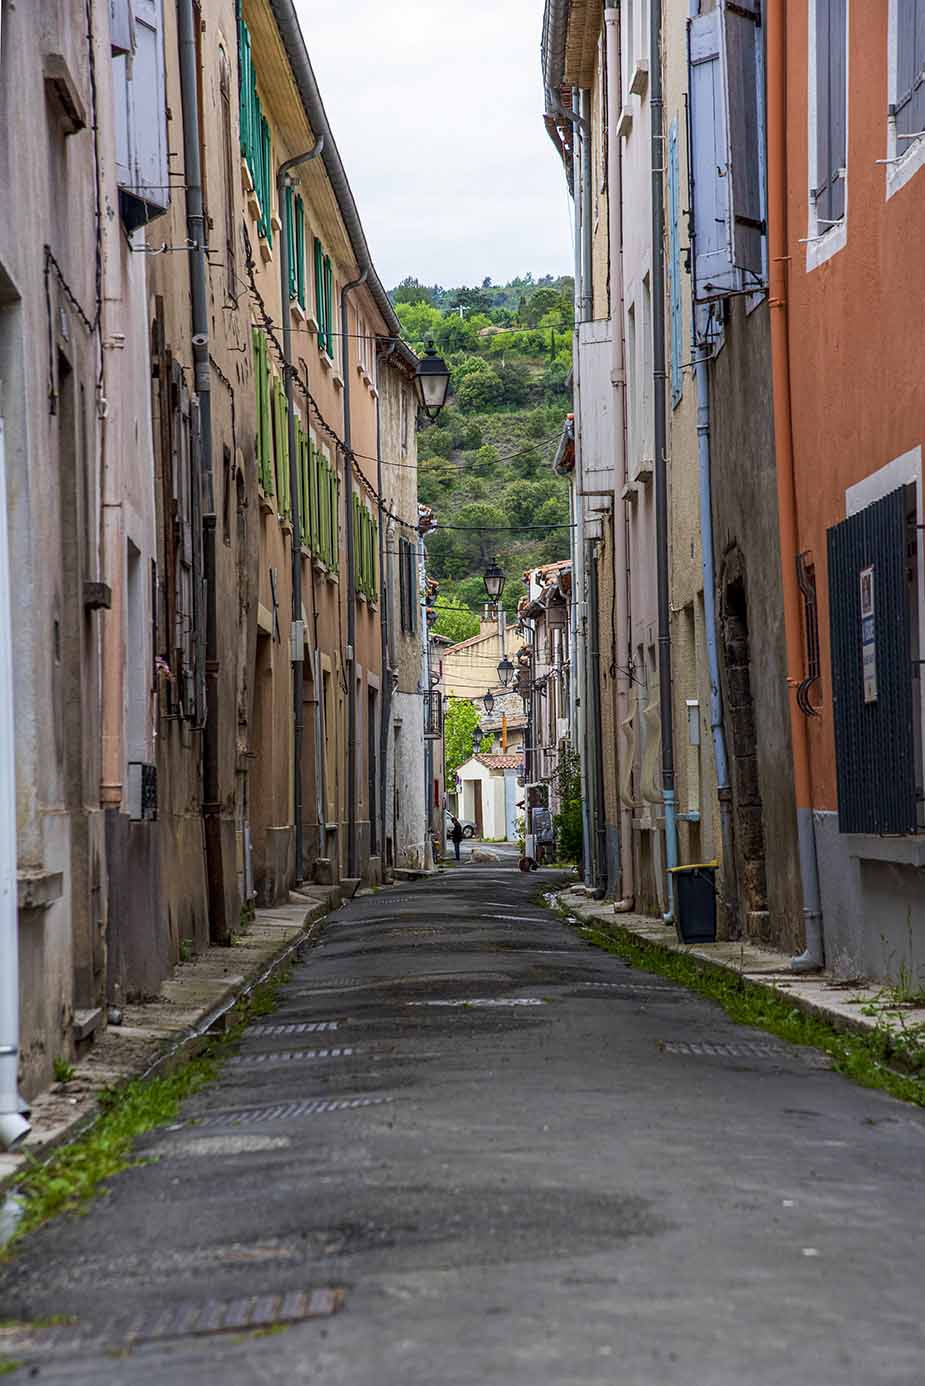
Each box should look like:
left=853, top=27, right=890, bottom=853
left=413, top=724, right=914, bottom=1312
left=571, top=87, right=592, bottom=886
left=375, top=342, right=396, bottom=872
left=588, top=543, right=608, bottom=895
left=694, top=346, right=738, bottom=935
left=0, top=419, right=29, bottom=1150
left=766, top=3, right=824, bottom=970
left=341, top=271, right=368, bottom=882
left=277, top=137, right=325, bottom=882
left=418, top=533, right=434, bottom=870
left=178, top=0, right=225, bottom=940
left=604, top=1, right=634, bottom=911
left=650, top=0, right=680, bottom=922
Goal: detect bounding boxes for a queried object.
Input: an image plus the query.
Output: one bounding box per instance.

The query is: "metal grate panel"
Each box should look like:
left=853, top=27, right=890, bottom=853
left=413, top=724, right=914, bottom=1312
left=228, top=1048, right=354, bottom=1066
left=827, top=486, right=918, bottom=833
left=192, top=1095, right=393, bottom=1126
left=247, top=1021, right=338, bottom=1036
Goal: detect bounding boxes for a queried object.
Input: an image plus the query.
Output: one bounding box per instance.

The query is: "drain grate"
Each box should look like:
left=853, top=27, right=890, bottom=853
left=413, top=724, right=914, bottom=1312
left=574, top=982, right=679, bottom=995
left=193, top=1095, right=393, bottom=1127
left=248, top=1021, right=338, bottom=1037
left=406, top=997, right=544, bottom=1009
left=10, top=1288, right=343, bottom=1355
left=229, top=1047, right=354, bottom=1066
left=661, top=1040, right=829, bottom=1065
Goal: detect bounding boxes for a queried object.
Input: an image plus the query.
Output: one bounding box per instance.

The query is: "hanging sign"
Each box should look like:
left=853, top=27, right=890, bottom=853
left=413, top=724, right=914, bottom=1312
left=859, top=565, right=877, bottom=703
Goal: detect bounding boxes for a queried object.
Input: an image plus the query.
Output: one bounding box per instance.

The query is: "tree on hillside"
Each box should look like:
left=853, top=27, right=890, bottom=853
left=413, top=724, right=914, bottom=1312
left=455, top=361, right=504, bottom=412
left=426, top=500, right=507, bottom=580
left=431, top=594, right=479, bottom=645
left=445, top=699, right=491, bottom=784
left=393, top=276, right=435, bottom=305
left=395, top=298, right=442, bottom=345
left=520, top=286, right=564, bottom=327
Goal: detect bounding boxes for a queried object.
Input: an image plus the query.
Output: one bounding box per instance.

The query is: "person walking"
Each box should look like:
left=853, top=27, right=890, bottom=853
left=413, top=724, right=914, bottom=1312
left=449, top=815, right=464, bottom=862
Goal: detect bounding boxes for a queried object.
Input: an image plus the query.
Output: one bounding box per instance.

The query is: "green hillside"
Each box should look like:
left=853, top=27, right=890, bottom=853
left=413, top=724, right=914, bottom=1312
left=392, top=275, right=574, bottom=641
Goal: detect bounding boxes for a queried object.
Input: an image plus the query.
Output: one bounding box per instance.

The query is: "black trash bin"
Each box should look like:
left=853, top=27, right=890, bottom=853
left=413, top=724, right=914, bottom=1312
left=668, top=861, right=718, bottom=944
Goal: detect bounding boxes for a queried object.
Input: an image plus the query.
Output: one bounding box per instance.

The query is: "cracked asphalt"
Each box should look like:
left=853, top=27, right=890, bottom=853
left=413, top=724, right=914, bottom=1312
left=3, top=861, right=925, bottom=1384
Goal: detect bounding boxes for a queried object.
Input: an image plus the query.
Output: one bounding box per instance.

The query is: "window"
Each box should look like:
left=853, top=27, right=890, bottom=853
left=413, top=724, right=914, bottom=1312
left=813, top=0, right=848, bottom=226
left=399, top=386, right=409, bottom=456
left=284, top=188, right=306, bottom=307
left=252, top=329, right=273, bottom=495
left=270, top=375, right=290, bottom=519
left=689, top=0, right=766, bottom=300
left=641, top=273, right=652, bottom=461
left=112, top=0, right=170, bottom=231
left=353, top=497, right=378, bottom=600
left=314, top=238, right=335, bottom=359
left=626, top=300, right=637, bottom=471
left=399, top=537, right=417, bottom=634
left=886, top=0, right=925, bottom=197
left=238, top=18, right=273, bottom=244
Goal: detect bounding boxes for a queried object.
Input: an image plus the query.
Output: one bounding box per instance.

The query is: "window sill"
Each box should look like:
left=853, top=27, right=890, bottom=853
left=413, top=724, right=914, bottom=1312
left=629, top=59, right=649, bottom=97
left=616, top=106, right=633, bottom=139
left=290, top=300, right=308, bottom=324
left=886, top=132, right=925, bottom=201
left=805, top=215, right=846, bottom=273
left=280, top=518, right=293, bottom=535
left=259, top=238, right=273, bottom=265
left=270, top=212, right=282, bottom=235
left=333, top=371, right=344, bottom=392
left=241, top=157, right=255, bottom=195
left=319, top=352, right=334, bottom=373
left=258, top=491, right=275, bottom=515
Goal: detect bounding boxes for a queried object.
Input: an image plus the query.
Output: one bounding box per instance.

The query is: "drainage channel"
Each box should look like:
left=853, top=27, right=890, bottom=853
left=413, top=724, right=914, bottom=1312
left=661, top=1040, right=831, bottom=1067
left=247, top=1021, right=338, bottom=1036
left=4, top=1288, right=343, bottom=1359
left=191, top=1094, right=395, bottom=1127
left=228, top=1047, right=355, bottom=1066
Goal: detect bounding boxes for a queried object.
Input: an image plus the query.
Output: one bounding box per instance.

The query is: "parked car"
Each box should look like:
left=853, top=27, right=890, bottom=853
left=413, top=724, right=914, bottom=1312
left=445, top=812, right=477, bottom=839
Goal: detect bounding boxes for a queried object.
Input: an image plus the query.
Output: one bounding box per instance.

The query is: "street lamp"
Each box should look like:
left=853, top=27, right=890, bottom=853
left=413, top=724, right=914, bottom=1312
left=482, top=690, right=495, bottom=717
left=472, top=723, right=484, bottom=757
left=497, top=654, right=514, bottom=688
left=414, top=339, right=451, bottom=421
left=483, top=559, right=505, bottom=603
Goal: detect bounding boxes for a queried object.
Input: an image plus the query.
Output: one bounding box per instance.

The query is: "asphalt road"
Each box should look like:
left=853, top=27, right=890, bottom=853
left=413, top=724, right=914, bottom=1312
left=3, top=861, right=925, bottom=1384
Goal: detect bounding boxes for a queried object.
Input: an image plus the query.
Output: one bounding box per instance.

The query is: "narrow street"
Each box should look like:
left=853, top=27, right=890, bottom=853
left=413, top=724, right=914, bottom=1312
left=3, top=863, right=924, bottom=1385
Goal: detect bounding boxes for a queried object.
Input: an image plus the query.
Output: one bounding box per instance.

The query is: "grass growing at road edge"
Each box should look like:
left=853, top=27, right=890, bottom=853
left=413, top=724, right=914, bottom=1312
left=3, top=969, right=292, bottom=1252
left=559, top=912, right=925, bottom=1108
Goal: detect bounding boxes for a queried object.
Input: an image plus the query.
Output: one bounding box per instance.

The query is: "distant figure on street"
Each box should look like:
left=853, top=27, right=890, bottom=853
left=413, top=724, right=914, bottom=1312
left=449, top=815, right=464, bottom=861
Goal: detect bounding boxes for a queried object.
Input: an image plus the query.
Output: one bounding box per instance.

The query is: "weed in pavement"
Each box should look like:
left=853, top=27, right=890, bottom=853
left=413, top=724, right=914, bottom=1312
left=3, top=969, right=292, bottom=1252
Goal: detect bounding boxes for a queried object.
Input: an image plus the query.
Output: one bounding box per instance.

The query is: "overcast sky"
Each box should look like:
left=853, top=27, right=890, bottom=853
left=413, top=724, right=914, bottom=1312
left=294, top=0, right=574, bottom=293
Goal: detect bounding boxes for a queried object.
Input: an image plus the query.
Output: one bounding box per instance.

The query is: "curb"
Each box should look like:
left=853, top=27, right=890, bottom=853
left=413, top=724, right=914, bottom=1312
left=555, top=889, right=925, bottom=1049
left=0, top=896, right=333, bottom=1195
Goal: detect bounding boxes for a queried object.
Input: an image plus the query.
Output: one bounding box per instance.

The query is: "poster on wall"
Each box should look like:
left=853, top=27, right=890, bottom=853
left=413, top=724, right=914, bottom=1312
left=860, top=565, right=877, bottom=704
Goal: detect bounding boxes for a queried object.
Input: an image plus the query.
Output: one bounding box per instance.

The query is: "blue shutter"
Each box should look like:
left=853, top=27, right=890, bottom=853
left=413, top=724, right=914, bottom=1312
left=113, top=0, right=170, bottom=229
left=110, top=0, right=133, bottom=54
left=723, top=0, right=765, bottom=285
left=689, top=10, right=736, bottom=300
left=896, top=0, right=924, bottom=137
left=816, top=0, right=847, bottom=224
left=667, top=118, right=683, bottom=407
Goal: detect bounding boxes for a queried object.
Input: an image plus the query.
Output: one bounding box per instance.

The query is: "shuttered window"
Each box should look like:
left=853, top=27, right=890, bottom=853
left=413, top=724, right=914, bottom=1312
left=399, top=538, right=417, bottom=634
left=113, top=0, right=170, bottom=231
left=294, top=196, right=306, bottom=308
left=271, top=376, right=290, bottom=518
left=814, top=0, right=848, bottom=226
left=353, top=497, right=378, bottom=600
left=667, top=117, right=683, bottom=407
left=324, top=256, right=335, bottom=359
left=896, top=0, right=925, bottom=139
left=238, top=18, right=273, bottom=243
left=688, top=0, right=766, bottom=300
left=252, top=329, right=273, bottom=496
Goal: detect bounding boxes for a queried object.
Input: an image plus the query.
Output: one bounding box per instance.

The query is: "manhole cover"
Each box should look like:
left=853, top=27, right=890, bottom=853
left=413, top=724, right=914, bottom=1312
left=229, top=1047, right=355, bottom=1066
left=193, top=1095, right=393, bottom=1126
left=661, top=1040, right=829, bottom=1066
left=248, top=1021, right=338, bottom=1036
left=6, top=1288, right=343, bottom=1356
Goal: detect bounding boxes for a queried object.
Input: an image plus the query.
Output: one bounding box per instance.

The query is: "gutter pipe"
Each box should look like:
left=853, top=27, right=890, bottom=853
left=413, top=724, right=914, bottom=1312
left=375, top=341, right=398, bottom=872
left=580, top=89, right=593, bottom=322
left=178, top=0, right=226, bottom=941
left=341, top=270, right=368, bottom=881
left=650, top=0, right=680, bottom=922
left=0, top=418, right=28, bottom=1150
left=571, top=86, right=592, bottom=886
left=588, top=543, right=608, bottom=895
left=766, top=3, right=824, bottom=970
left=604, top=1, right=634, bottom=911
left=277, top=137, right=326, bottom=883
left=695, top=346, right=738, bottom=935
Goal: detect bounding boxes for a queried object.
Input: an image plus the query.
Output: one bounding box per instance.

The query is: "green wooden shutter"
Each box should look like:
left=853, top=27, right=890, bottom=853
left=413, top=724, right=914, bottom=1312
left=295, top=196, right=306, bottom=308
left=253, top=329, right=273, bottom=495
left=285, top=186, right=296, bottom=299
left=258, top=114, right=272, bottom=244
left=323, top=255, right=334, bottom=357
left=314, top=238, right=325, bottom=343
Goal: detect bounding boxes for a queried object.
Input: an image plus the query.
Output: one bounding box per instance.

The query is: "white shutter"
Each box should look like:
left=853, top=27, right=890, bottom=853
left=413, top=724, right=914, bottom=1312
left=576, top=319, right=614, bottom=496
left=109, top=0, right=134, bottom=55
left=689, top=11, right=736, bottom=300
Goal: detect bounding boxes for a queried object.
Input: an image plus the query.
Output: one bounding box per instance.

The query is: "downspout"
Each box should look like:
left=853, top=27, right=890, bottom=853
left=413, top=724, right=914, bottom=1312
left=341, top=270, right=368, bottom=881
left=178, top=0, right=225, bottom=940
left=375, top=342, right=397, bottom=873
left=580, top=89, right=593, bottom=323
left=418, top=533, right=434, bottom=870
left=651, top=0, right=680, bottom=922
left=766, top=3, right=824, bottom=970
left=0, top=418, right=29, bottom=1150
left=572, top=86, right=592, bottom=886
left=695, top=348, right=738, bottom=935
left=604, top=0, right=634, bottom=911
left=588, top=543, right=608, bottom=896
left=277, top=136, right=325, bottom=882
